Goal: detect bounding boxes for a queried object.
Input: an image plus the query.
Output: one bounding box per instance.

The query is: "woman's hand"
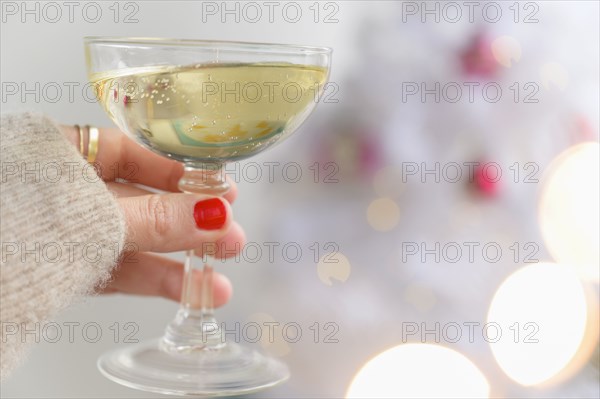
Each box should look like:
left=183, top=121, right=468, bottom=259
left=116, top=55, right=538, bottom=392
left=61, top=125, right=245, bottom=307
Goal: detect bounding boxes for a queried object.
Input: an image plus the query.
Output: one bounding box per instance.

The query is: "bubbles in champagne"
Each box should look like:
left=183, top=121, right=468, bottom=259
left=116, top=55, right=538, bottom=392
left=91, top=63, right=327, bottom=162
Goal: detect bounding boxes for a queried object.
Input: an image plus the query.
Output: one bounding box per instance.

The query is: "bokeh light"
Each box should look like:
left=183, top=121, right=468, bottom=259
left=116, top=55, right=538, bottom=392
left=487, top=263, right=598, bottom=386
left=539, top=142, right=600, bottom=281
left=367, top=198, right=400, bottom=232
left=490, top=35, right=521, bottom=68
left=317, top=251, right=351, bottom=286
left=346, top=344, right=489, bottom=398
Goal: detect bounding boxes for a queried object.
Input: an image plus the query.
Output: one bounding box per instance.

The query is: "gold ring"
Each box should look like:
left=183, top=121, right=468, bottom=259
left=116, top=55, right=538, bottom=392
left=86, top=125, right=99, bottom=163
left=75, top=124, right=84, bottom=155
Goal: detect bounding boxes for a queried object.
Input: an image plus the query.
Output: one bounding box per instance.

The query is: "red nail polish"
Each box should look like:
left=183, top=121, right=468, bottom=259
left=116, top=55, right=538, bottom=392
left=194, top=198, right=227, bottom=230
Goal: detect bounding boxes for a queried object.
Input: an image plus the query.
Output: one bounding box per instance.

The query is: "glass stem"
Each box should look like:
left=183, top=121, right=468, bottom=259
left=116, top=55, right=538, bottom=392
left=161, top=162, right=230, bottom=353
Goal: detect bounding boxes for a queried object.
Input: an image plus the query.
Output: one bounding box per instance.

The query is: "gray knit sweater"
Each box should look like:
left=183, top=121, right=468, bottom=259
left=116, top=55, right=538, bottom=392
left=0, top=113, right=126, bottom=379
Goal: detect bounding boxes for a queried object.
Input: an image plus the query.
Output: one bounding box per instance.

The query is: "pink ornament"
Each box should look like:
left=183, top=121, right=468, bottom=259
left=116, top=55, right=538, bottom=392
left=473, top=161, right=500, bottom=197
left=460, top=33, right=499, bottom=78
left=358, top=131, right=382, bottom=179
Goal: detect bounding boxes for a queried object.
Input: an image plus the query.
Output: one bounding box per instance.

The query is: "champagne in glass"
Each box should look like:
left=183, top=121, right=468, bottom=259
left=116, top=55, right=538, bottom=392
left=91, top=63, right=328, bottom=162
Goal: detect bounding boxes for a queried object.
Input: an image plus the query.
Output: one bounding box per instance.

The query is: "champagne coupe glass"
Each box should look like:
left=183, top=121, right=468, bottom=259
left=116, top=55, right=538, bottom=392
left=85, top=37, right=331, bottom=396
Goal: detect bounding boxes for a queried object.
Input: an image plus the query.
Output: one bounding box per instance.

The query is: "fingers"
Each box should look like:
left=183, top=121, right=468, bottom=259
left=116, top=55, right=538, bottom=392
left=62, top=125, right=239, bottom=202
left=119, top=193, right=232, bottom=253
left=101, top=253, right=232, bottom=306
left=195, top=222, right=246, bottom=260
left=61, top=124, right=182, bottom=191
left=111, top=183, right=245, bottom=259
left=107, top=179, right=237, bottom=204
left=96, top=127, right=184, bottom=192
left=93, top=127, right=239, bottom=202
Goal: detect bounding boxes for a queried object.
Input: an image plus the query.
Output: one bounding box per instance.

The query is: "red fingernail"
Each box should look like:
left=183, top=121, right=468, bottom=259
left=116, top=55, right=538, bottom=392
left=194, top=198, right=227, bottom=230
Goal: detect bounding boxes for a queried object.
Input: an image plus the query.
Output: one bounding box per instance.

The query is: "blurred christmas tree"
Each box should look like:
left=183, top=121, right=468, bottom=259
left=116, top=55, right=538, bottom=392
left=269, top=2, right=598, bottom=397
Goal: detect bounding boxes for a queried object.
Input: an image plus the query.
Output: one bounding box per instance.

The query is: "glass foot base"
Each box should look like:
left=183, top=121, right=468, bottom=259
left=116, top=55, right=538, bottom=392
left=98, top=339, right=289, bottom=396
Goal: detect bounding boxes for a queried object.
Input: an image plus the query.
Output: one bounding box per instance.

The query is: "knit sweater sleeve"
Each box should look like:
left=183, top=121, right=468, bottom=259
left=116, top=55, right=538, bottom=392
left=0, top=113, right=126, bottom=379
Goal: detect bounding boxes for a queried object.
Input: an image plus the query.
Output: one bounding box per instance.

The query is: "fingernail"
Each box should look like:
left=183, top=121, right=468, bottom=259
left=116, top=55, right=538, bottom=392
left=194, top=198, right=227, bottom=230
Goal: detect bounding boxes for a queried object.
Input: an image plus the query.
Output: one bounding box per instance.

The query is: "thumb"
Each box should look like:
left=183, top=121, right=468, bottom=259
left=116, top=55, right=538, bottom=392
left=119, top=194, right=232, bottom=253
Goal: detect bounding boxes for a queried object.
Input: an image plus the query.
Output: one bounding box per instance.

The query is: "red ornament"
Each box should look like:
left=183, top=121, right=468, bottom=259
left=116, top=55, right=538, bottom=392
left=473, top=161, right=500, bottom=197
left=460, top=33, right=499, bottom=78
